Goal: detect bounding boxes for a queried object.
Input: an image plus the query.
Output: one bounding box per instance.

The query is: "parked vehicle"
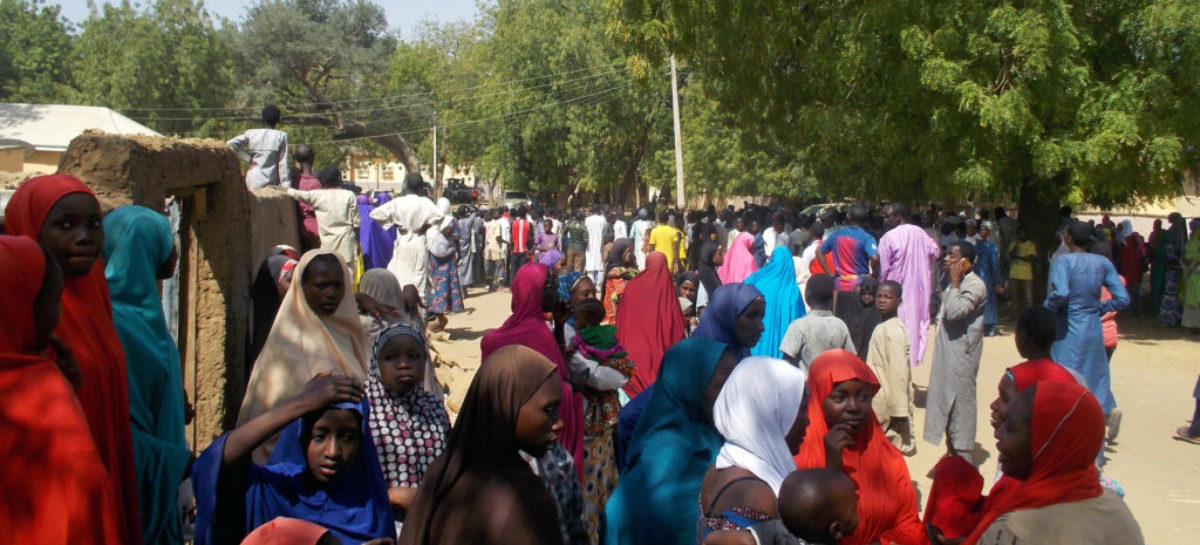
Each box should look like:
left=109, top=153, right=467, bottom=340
left=444, top=178, right=478, bottom=203
left=502, top=190, right=533, bottom=208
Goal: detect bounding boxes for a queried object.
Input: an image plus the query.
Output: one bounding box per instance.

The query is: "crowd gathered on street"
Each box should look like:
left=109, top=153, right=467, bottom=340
left=6, top=111, right=1200, bottom=545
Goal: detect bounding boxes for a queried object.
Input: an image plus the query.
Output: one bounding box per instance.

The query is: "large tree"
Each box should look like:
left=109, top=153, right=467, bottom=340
left=74, top=0, right=233, bottom=136
left=229, top=0, right=422, bottom=170
left=612, top=0, right=1199, bottom=242
left=0, top=0, right=75, bottom=103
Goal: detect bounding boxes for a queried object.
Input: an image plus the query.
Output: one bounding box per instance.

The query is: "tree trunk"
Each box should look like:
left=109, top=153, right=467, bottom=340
left=333, top=121, right=422, bottom=174
left=1016, top=173, right=1068, bottom=302
left=616, top=123, right=652, bottom=207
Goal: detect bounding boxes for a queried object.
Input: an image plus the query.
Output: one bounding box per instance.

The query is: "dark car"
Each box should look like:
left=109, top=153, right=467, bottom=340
left=445, top=178, right=478, bottom=204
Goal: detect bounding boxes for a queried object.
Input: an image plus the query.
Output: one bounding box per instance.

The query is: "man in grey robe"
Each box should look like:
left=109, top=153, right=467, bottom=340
left=924, top=240, right=988, bottom=458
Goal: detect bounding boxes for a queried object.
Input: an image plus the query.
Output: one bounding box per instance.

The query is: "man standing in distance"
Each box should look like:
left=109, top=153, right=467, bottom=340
left=369, top=173, right=444, bottom=298
left=227, top=104, right=290, bottom=190
left=816, top=204, right=878, bottom=293
left=585, top=204, right=608, bottom=284
left=877, top=202, right=941, bottom=367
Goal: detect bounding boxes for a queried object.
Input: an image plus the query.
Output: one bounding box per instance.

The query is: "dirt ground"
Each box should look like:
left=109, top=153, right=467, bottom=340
left=436, top=287, right=1199, bottom=544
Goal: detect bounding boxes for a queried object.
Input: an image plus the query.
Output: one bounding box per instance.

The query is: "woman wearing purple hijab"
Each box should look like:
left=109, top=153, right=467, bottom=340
left=357, top=194, right=395, bottom=270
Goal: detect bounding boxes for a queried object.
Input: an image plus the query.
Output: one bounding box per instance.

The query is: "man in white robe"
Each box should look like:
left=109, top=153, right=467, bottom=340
left=584, top=205, right=607, bottom=284
left=369, top=173, right=443, bottom=298
left=629, top=208, right=654, bottom=269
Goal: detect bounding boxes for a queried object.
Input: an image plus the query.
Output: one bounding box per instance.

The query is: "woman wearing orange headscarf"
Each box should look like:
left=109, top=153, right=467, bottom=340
left=0, top=234, right=122, bottom=544
left=4, top=174, right=141, bottom=544
left=794, top=349, right=926, bottom=545
left=964, top=382, right=1142, bottom=544
left=615, top=251, right=687, bottom=398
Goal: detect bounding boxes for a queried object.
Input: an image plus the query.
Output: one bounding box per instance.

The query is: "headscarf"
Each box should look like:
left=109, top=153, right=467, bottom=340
left=539, top=249, right=563, bottom=269
left=923, top=455, right=984, bottom=539
left=364, top=324, right=450, bottom=493
left=745, top=246, right=805, bottom=358
left=713, top=356, right=808, bottom=494
left=250, top=252, right=297, bottom=372
left=794, top=350, right=925, bottom=545
left=616, top=252, right=687, bottom=397
left=1116, top=220, right=1134, bottom=241
left=356, top=269, right=438, bottom=399
left=604, top=337, right=731, bottom=545
left=3, top=173, right=141, bottom=544
left=1167, top=213, right=1188, bottom=252
left=691, top=282, right=764, bottom=361
left=677, top=270, right=701, bottom=304
left=480, top=263, right=585, bottom=477
left=697, top=241, right=723, bottom=298
left=240, top=517, right=331, bottom=545
left=963, top=382, right=1106, bottom=545
left=400, top=345, right=562, bottom=545
left=606, top=237, right=633, bottom=271
left=193, top=399, right=394, bottom=545
left=835, top=276, right=880, bottom=361
left=102, top=205, right=191, bottom=545
left=719, top=231, right=759, bottom=284
left=0, top=235, right=122, bottom=545
left=238, top=250, right=370, bottom=460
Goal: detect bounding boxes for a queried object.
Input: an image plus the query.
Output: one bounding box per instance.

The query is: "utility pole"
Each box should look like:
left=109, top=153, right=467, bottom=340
left=431, top=124, right=438, bottom=199
left=670, top=54, right=685, bottom=208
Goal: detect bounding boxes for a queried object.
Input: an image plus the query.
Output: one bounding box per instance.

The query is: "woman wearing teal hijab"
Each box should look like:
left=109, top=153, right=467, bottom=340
left=745, top=245, right=805, bottom=358
left=103, top=205, right=190, bottom=545
left=605, top=285, right=764, bottom=545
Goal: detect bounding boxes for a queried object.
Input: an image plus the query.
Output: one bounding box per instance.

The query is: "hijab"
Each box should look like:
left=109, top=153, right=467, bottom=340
left=1167, top=213, right=1188, bottom=252
left=719, top=231, right=759, bottom=284
left=835, top=276, right=880, bottom=361
left=400, top=345, right=562, bottom=545
left=697, top=242, right=723, bottom=298
left=480, top=262, right=585, bottom=477
left=250, top=251, right=297, bottom=372
left=240, top=517, right=331, bottom=545
left=677, top=271, right=701, bottom=304
left=713, top=356, right=808, bottom=494
left=102, top=205, right=192, bottom=545
left=1116, top=220, right=1133, bottom=242
left=606, top=237, right=633, bottom=271
left=794, top=350, right=925, bottom=545
left=557, top=270, right=583, bottom=302
left=357, top=269, right=438, bottom=399
left=238, top=250, right=370, bottom=460
left=616, top=251, right=688, bottom=397
left=193, top=399, right=395, bottom=545
left=538, top=249, right=562, bottom=269
left=963, top=382, right=1106, bottom=545
left=3, top=173, right=141, bottom=544
left=745, top=246, right=805, bottom=358
left=364, top=324, right=450, bottom=493
left=691, top=282, right=764, bottom=361
left=0, top=235, right=122, bottom=545
left=604, top=336, right=730, bottom=545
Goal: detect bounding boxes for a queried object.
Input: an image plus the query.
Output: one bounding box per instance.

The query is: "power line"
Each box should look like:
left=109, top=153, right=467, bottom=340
left=120, top=59, right=629, bottom=113
left=126, top=66, right=632, bottom=122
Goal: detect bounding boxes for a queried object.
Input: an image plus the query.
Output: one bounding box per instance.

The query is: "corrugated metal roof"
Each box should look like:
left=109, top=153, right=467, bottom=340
left=0, top=103, right=160, bottom=151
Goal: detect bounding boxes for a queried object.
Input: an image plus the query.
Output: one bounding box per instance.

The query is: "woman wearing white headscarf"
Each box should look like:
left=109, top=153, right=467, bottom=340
left=426, top=197, right=464, bottom=332
left=698, top=356, right=810, bottom=540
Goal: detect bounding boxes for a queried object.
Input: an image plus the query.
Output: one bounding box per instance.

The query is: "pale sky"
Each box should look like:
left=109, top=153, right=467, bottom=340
left=52, top=0, right=482, bottom=37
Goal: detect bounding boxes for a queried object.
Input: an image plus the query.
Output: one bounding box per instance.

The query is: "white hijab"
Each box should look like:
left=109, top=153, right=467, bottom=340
left=713, top=356, right=808, bottom=494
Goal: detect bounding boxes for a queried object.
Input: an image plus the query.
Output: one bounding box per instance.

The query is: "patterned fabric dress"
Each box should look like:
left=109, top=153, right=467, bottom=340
left=427, top=221, right=465, bottom=314
left=603, top=267, right=638, bottom=324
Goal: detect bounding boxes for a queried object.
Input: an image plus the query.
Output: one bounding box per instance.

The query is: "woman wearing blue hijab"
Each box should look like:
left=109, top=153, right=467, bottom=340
left=745, top=246, right=805, bottom=358
left=194, top=375, right=394, bottom=545
left=103, top=205, right=191, bottom=545
left=606, top=283, right=765, bottom=545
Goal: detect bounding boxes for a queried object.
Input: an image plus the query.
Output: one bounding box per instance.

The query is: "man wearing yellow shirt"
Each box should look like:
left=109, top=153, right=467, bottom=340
left=1008, top=226, right=1038, bottom=316
left=646, top=209, right=687, bottom=273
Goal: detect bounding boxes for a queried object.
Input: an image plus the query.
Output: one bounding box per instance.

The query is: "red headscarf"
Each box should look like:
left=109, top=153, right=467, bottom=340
left=240, top=517, right=331, bottom=545
left=480, top=262, right=585, bottom=479
left=963, top=382, right=1105, bottom=545
left=615, top=251, right=687, bottom=397
left=794, top=349, right=927, bottom=545
left=923, top=455, right=984, bottom=539
left=984, top=358, right=1082, bottom=509
left=3, top=174, right=141, bottom=544
left=0, top=235, right=122, bottom=544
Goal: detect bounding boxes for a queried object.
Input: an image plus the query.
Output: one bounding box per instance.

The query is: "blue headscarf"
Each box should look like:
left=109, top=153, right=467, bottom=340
left=605, top=337, right=730, bottom=545
left=194, top=398, right=395, bottom=545
left=745, top=246, right=805, bottom=357
left=557, top=270, right=584, bottom=301
left=691, top=282, right=764, bottom=360
left=102, top=205, right=191, bottom=545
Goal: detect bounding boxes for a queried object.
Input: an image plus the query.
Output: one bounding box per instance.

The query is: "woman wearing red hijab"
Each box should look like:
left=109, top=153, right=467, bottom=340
left=964, top=382, right=1142, bottom=544
left=0, top=234, right=122, bottom=544
left=615, top=251, right=687, bottom=398
left=4, top=174, right=141, bottom=544
left=794, top=349, right=926, bottom=545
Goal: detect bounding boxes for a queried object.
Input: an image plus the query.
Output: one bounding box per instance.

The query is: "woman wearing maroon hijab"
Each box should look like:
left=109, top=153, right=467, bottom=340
left=615, top=251, right=687, bottom=397
left=481, top=262, right=585, bottom=477
left=3, top=174, right=141, bottom=544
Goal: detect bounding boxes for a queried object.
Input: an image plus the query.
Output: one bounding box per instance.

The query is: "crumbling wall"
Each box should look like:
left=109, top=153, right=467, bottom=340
left=58, top=130, right=252, bottom=450
left=249, top=187, right=301, bottom=270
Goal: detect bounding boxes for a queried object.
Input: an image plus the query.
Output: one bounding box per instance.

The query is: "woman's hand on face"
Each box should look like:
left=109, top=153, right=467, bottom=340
left=355, top=292, right=402, bottom=320
left=824, top=422, right=856, bottom=470
left=298, top=373, right=363, bottom=409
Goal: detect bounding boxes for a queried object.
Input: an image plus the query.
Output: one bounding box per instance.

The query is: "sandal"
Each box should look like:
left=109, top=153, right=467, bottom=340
left=1175, top=426, right=1200, bottom=445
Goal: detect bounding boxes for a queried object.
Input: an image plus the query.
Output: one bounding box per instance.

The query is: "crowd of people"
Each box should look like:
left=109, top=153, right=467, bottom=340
left=9, top=150, right=1199, bottom=545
